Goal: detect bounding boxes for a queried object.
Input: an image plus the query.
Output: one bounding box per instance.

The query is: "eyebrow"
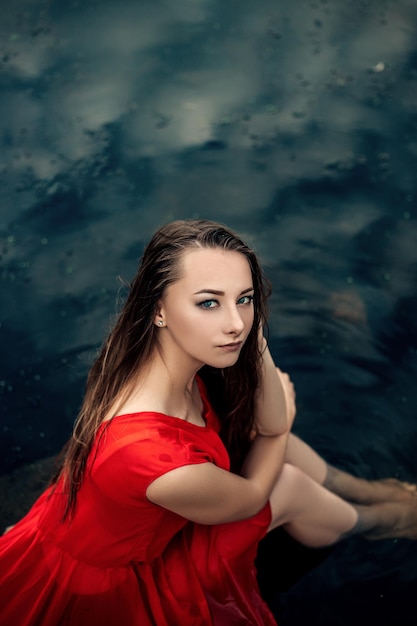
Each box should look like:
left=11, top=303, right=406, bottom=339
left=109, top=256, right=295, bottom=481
left=193, top=287, right=254, bottom=296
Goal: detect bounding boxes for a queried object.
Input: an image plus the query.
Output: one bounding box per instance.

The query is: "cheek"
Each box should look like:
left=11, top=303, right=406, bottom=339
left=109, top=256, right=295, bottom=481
left=168, top=308, right=203, bottom=335
left=182, top=313, right=220, bottom=344
left=244, top=307, right=255, bottom=327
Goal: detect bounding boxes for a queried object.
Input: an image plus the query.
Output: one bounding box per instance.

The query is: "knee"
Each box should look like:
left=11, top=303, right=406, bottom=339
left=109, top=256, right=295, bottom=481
left=279, top=462, right=305, bottom=488
left=274, top=463, right=309, bottom=498
left=269, top=463, right=310, bottom=529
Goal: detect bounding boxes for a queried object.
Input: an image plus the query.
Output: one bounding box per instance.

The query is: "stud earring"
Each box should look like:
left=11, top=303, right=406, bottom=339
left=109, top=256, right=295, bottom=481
left=158, top=320, right=163, bottom=326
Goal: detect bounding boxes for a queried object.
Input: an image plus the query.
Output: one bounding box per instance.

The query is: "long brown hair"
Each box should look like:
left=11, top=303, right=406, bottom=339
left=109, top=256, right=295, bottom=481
left=55, top=219, right=271, bottom=517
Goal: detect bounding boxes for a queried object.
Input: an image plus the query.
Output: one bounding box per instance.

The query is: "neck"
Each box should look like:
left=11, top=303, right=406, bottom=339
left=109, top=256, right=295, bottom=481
left=120, top=343, right=203, bottom=420
left=151, top=341, right=201, bottom=391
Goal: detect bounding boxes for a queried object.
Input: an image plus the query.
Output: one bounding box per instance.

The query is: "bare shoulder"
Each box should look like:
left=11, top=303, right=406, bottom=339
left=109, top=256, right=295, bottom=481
left=103, top=384, right=168, bottom=422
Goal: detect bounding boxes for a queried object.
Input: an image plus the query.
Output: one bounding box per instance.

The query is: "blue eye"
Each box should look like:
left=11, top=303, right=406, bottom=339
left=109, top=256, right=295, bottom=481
left=198, top=300, right=218, bottom=309
left=237, top=295, right=254, bottom=305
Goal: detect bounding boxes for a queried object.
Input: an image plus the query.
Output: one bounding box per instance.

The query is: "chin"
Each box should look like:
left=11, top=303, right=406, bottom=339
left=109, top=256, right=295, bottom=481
left=216, top=354, right=242, bottom=369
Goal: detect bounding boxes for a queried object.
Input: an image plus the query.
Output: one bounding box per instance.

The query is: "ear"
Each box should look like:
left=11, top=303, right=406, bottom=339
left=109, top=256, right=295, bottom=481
left=154, top=301, right=166, bottom=328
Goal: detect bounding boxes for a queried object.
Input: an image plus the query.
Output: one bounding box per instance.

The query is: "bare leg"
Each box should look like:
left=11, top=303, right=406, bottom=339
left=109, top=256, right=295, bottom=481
left=285, top=433, right=416, bottom=504
left=324, top=465, right=416, bottom=504
left=354, top=501, right=417, bottom=540
left=268, top=463, right=417, bottom=547
left=268, top=463, right=356, bottom=546
left=285, top=433, right=327, bottom=484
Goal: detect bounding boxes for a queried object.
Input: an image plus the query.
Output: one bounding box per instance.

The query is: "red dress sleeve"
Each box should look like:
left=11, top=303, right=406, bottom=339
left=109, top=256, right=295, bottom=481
left=92, top=412, right=228, bottom=505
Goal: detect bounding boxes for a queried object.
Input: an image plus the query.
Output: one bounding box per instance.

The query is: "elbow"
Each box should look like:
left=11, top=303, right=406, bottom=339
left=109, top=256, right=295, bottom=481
left=245, top=482, right=272, bottom=519
left=254, top=491, right=271, bottom=516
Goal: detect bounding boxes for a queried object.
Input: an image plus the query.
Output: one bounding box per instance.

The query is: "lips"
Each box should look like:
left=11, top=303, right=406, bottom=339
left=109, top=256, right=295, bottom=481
left=218, top=342, right=242, bottom=351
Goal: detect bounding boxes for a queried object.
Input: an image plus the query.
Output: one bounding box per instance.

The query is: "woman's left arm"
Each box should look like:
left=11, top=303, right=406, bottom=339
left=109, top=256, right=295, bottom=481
left=254, top=335, right=296, bottom=438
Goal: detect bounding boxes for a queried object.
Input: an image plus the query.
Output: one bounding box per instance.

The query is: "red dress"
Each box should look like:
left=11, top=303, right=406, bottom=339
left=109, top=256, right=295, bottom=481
left=0, top=380, right=276, bottom=625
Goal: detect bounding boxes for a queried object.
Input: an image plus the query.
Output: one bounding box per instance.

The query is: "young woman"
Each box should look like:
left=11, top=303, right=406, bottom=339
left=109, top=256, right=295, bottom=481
left=0, top=219, right=416, bottom=626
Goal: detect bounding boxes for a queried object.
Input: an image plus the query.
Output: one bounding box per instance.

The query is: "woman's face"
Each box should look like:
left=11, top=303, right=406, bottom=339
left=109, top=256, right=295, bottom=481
left=157, top=247, right=255, bottom=372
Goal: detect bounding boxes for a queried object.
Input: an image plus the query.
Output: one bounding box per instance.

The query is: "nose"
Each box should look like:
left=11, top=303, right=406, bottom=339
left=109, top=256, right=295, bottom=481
left=224, top=305, right=245, bottom=335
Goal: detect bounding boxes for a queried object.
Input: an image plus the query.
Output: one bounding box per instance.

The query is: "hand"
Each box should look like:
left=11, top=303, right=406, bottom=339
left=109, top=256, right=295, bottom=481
left=258, top=326, right=267, bottom=353
left=275, top=368, right=296, bottom=430
left=254, top=337, right=296, bottom=436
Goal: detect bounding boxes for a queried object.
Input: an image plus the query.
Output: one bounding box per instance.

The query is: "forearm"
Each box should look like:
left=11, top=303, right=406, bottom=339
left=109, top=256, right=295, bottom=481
left=255, top=341, right=294, bottom=436
left=241, top=430, right=289, bottom=499
left=147, top=435, right=289, bottom=525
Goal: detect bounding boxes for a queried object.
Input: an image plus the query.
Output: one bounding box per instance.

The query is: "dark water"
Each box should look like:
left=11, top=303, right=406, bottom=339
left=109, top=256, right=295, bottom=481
left=1, top=0, right=417, bottom=624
